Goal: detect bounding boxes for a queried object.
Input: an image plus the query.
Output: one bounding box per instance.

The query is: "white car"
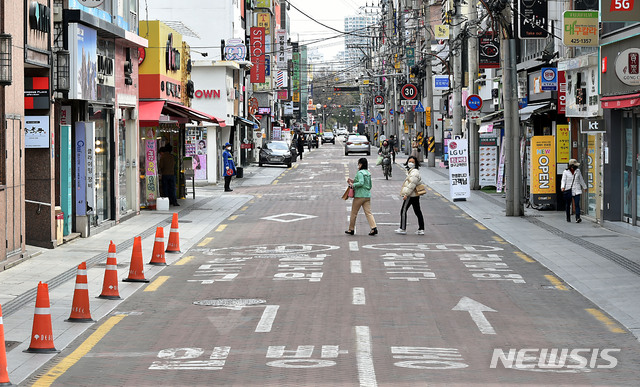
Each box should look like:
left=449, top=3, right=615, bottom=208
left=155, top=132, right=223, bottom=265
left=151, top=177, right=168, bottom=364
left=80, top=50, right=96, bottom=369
left=344, top=135, right=371, bottom=156
left=336, top=128, right=349, bottom=136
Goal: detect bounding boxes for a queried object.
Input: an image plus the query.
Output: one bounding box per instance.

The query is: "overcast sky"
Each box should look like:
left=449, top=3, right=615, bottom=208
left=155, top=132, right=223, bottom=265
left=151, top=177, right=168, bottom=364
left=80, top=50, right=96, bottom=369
left=287, top=0, right=372, bottom=62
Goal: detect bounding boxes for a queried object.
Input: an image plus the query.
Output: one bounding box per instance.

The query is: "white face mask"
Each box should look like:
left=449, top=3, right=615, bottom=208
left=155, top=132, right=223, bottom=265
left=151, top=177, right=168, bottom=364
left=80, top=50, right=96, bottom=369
left=226, top=147, right=231, bottom=151
left=407, top=162, right=415, bottom=169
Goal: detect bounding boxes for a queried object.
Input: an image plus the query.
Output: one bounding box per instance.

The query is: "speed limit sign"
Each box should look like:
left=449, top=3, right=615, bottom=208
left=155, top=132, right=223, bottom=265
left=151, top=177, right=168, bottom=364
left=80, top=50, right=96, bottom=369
left=401, top=83, right=418, bottom=100
left=374, top=95, right=384, bottom=105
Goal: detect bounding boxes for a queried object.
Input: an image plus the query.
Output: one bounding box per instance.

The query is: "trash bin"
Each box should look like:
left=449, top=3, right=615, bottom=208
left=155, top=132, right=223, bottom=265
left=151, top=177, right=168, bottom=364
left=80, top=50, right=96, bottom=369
left=55, top=208, right=64, bottom=246
left=236, top=166, right=244, bottom=178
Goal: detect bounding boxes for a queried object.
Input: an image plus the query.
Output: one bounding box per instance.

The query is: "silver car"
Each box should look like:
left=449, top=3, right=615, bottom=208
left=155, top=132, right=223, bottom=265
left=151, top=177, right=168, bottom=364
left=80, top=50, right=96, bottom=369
left=344, top=135, right=371, bottom=156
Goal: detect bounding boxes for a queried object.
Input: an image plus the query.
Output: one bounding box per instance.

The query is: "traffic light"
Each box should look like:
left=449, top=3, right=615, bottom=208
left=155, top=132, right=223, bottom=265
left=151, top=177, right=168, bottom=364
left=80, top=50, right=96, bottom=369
left=124, top=48, right=133, bottom=85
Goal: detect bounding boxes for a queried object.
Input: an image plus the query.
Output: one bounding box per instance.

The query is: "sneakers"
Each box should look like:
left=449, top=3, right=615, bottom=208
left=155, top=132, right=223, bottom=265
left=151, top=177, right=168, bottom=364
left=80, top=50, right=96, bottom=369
left=576, top=218, right=582, bottom=223
left=415, top=230, right=424, bottom=235
left=394, top=228, right=406, bottom=235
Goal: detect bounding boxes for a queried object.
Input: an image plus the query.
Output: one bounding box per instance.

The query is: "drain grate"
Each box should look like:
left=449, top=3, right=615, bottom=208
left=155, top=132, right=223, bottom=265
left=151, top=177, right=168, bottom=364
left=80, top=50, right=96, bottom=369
left=194, top=298, right=266, bottom=307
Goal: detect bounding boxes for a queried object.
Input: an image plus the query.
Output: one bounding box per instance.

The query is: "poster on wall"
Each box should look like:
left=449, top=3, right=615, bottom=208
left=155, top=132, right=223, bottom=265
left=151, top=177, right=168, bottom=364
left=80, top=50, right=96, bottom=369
left=84, top=122, right=96, bottom=216
left=479, top=138, right=498, bottom=187
left=25, top=116, right=50, bottom=148
left=496, top=142, right=506, bottom=192
left=74, top=24, right=97, bottom=100
left=530, top=136, right=556, bottom=206
left=192, top=155, right=207, bottom=180
left=448, top=139, right=470, bottom=200
left=556, top=124, right=570, bottom=163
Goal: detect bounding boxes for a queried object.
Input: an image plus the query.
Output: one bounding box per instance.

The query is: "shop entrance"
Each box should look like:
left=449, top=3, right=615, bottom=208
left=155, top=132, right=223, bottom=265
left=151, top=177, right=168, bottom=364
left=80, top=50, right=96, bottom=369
left=622, top=111, right=640, bottom=225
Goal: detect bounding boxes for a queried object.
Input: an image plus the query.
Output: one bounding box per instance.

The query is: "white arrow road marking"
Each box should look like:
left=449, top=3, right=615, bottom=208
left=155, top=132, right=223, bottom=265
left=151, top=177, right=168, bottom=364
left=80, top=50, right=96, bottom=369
left=452, top=297, right=497, bottom=335
left=255, top=305, right=279, bottom=333
left=353, top=288, right=366, bottom=305
left=355, top=326, right=377, bottom=387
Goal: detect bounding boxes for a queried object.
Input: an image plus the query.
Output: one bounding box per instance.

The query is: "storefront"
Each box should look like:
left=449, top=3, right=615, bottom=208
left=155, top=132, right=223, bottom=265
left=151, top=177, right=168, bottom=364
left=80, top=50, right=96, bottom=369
left=601, top=32, right=640, bottom=227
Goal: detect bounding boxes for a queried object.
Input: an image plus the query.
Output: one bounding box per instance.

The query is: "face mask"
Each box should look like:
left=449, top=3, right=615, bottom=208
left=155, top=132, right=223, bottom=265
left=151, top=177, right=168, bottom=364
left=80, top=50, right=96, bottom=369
left=226, top=147, right=231, bottom=151
left=407, top=162, right=415, bottom=169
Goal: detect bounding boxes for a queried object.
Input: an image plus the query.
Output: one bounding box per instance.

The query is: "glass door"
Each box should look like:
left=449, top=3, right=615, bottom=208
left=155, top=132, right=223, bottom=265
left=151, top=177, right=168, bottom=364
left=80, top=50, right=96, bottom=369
left=636, top=114, right=640, bottom=224
left=118, top=119, right=128, bottom=215
left=623, top=112, right=634, bottom=222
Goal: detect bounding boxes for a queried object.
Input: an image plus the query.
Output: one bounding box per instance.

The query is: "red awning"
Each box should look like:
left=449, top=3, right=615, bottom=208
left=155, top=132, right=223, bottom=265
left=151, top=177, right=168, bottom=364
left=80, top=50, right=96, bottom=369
left=601, top=93, right=640, bottom=109
left=165, top=101, right=226, bottom=127
left=139, top=100, right=166, bottom=126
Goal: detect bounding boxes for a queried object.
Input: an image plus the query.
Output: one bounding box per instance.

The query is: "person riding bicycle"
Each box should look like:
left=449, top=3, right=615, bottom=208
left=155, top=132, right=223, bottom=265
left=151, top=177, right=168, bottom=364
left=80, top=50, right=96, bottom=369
left=378, top=139, right=393, bottom=177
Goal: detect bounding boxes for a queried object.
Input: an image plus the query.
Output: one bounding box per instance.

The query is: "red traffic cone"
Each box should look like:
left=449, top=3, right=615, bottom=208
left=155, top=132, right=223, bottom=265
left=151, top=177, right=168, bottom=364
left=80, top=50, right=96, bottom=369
left=66, top=262, right=94, bottom=323
left=149, top=227, right=167, bottom=265
left=123, top=236, right=149, bottom=283
left=98, top=241, right=121, bottom=299
left=25, top=282, right=59, bottom=353
left=165, top=213, right=181, bottom=253
left=0, top=305, right=12, bottom=386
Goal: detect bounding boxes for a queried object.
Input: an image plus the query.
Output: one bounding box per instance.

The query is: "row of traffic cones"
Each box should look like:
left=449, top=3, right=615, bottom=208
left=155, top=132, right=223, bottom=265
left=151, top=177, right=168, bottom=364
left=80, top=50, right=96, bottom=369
left=0, top=214, right=182, bottom=384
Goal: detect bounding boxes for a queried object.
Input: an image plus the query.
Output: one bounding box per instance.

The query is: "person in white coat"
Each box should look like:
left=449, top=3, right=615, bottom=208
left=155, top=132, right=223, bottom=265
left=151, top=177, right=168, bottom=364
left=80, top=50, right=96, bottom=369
left=561, top=159, right=587, bottom=223
left=395, top=156, right=425, bottom=234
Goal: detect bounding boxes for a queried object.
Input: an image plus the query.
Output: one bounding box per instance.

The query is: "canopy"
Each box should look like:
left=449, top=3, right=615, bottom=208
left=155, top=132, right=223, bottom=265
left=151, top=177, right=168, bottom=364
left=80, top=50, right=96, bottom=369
left=601, top=93, right=640, bottom=109
left=139, top=100, right=226, bottom=127
left=519, top=102, right=551, bottom=121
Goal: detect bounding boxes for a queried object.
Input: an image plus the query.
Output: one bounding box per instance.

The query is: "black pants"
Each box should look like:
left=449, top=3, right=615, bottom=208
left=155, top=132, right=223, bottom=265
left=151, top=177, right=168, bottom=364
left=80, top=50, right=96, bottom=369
left=224, top=175, right=232, bottom=191
left=400, top=196, right=425, bottom=230
left=161, top=174, right=178, bottom=205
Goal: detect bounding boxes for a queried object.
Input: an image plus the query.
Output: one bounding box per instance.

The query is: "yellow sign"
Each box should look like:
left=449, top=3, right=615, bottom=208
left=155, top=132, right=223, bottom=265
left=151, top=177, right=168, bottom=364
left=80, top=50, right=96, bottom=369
left=563, top=11, right=598, bottom=47
left=293, top=91, right=300, bottom=103
left=363, top=79, right=369, bottom=85
left=425, top=107, right=431, bottom=126
left=256, top=0, right=271, bottom=7
left=556, top=124, right=570, bottom=163
left=435, top=25, right=450, bottom=40
left=404, top=122, right=409, bottom=134
left=256, top=12, right=271, bottom=35
left=531, top=136, right=556, bottom=195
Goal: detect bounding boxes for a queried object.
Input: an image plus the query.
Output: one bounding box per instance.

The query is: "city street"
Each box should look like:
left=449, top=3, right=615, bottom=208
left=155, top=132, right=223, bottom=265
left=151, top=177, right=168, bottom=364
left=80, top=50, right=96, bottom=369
left=11, top=140, right=640, bottom=386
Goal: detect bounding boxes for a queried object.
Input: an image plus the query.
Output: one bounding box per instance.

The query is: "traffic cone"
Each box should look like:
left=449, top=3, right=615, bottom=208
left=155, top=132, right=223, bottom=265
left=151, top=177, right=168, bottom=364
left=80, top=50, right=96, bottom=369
left=25, top=282, right=59, bottom=353
left=66, top=262, right=94, bottom=323
left=165, top=213, right=181, bottom=253
left=0, top=305, right=12, bottom=386
left=98, top=241, right=121, bottom=299
left=149, top=227, right=167, bottom=265
left=123, top=236, right=149, bottom=283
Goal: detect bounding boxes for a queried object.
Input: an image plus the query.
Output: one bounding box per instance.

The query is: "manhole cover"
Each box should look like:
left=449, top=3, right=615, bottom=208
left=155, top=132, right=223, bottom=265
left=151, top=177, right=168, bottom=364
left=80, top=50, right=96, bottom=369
left=194, top=298, right=266, bottom=307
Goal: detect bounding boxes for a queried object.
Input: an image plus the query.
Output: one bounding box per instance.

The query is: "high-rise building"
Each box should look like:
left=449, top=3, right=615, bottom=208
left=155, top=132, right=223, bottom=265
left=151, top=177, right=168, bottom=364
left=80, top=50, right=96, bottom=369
left=344, top=13, right=378, bottom=67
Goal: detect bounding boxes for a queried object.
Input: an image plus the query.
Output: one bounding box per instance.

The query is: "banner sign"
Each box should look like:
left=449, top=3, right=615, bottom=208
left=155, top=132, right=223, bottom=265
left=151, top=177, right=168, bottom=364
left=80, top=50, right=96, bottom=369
left=276, top=29, right=288, bottom=70
left=255, top=12, right=271, bottom=35
left=518, top=0, right=548, bottom=39
left=479, top=32, right=500, bottom=69
left=479, top=138, right=498, bottom=187
left=563, top=11, right=599, bottom=47
left=531, top=136, right=556, bottom=205
left=558, top=71, right=567, bottom=114
left=448, top=139, right=471, bottom=200
left=144, top=129, right=158, bottom=204
left=25, top=116, right=50, bottom=148
left=250, top=27, right=266, bottom=84
left=556, top=124, right=571, bottom=163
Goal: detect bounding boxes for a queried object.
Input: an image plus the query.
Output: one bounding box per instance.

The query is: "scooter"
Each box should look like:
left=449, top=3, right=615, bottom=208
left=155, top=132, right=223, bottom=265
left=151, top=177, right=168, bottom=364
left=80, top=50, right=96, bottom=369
left=382, top=154, right=392, bottom=180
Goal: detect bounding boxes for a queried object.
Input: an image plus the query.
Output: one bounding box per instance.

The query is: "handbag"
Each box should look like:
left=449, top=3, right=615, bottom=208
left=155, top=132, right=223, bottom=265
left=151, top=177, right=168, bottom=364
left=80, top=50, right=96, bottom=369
left=342, top=186, right=354, bottom=200
left=376, top=155, right=383, bottom=165
left=563, top=173, right=576, bottom=200
left=415, top=183, right=427, bottom=196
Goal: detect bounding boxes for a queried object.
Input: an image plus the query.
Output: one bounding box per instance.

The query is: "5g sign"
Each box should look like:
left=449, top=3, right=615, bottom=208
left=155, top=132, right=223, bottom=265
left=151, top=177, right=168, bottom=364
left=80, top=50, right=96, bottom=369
left=602, top=0, right=640, bottom=21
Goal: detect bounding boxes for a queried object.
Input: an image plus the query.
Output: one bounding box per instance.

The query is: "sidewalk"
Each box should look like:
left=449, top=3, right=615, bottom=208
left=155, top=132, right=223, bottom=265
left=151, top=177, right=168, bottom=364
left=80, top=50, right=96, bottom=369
left=1, top=165, right=278, bottom=385
left=421, top=164, right=640, bottom=341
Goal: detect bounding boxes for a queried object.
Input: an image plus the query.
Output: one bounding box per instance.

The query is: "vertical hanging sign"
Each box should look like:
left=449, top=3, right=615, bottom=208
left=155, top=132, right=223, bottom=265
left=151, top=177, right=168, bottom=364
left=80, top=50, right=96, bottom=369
left=448, top=139, right=471, bottom=200
left=85, top=122, right=96, bottom=216
left=75, top=122, right=87, bottom=216
left=531, top=136, right=556, bottom=206
left=250, top=27, right=266, bottom=84
left=556, top=124, right=570, bottom=163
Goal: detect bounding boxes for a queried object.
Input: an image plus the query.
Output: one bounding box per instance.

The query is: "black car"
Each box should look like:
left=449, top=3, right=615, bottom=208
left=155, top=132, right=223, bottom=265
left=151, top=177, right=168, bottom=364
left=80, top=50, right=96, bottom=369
left=321, top=131, right=335, bottom=144
left=259, top=141, right=293, bottom=168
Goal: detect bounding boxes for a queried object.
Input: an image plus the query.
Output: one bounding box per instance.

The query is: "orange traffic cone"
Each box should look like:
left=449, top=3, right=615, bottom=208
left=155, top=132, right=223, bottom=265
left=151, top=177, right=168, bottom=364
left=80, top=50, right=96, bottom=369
left=165, top=213, right=181, bottom=253
left=25, top=282, right=59, bottom=353
left=66, top=262, right=94, bottom=323
left=0, top=305, right=12, bottom=385
left=149, top=227, right=167, bottom=265
left=98, top=241, right=121, bottom=299
left=123, top=236, right=149, bottom=283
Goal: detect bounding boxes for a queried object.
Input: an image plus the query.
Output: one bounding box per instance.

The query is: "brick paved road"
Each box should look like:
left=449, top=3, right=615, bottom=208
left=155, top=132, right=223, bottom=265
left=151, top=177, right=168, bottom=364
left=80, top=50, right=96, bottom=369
left=24, top=142, right=640, bottom=386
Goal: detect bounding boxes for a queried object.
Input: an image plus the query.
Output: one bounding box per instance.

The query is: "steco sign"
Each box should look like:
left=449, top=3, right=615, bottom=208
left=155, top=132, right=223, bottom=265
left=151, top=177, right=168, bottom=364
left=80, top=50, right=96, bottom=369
left=250, top=27, right=266, bottom=84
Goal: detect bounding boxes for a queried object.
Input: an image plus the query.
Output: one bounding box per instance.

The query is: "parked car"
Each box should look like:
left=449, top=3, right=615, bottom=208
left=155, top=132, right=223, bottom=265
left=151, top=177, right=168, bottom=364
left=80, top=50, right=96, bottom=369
left=321, top=131, right=335, bottom=144
left=259, top=141, right=293, bottom=168
left=336, top=128, right=349, bottom=136
left=344, top=135, right=371, bottom=156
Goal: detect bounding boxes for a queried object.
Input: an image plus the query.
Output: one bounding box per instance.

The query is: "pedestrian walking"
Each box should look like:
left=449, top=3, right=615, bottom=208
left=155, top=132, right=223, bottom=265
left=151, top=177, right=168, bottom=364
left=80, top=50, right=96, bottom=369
left=296, top=133, right=305, bottom=160
left=345, top=158, right=378, bottom=236
left=395, top=156, right=425, bottom=235
left=159, top=145, right=179, bottom=206
left=222, top=142, right=236, bottom=192
left=389, top=135, right=397, bottom=163
left=561, top=158, right=587, bottom=223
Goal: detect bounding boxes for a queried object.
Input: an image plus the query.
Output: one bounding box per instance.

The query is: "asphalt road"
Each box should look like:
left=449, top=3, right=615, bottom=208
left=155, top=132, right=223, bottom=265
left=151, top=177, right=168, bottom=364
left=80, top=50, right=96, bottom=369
left=24, top=138, right=640, bottom=386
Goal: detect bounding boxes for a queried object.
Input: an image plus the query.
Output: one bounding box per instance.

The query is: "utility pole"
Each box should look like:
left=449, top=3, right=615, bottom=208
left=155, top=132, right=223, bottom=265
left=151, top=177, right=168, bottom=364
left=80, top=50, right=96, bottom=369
left=451, top=0, right=463, bottom=138
left=424, top=0, right=435, bottom=167
left=468, top=0, right=479, bottom=189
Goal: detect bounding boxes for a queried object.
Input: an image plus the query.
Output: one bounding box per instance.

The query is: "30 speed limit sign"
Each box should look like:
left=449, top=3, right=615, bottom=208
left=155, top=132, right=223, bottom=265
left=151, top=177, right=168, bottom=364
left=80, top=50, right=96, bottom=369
left=401, top=83, right=418, bottom=100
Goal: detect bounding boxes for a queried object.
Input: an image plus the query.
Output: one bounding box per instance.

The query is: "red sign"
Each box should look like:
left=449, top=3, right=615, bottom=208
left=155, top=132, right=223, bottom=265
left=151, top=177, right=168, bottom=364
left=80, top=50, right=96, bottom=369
left=194, top=90, right=221, bottom=99
left=374, top=95, right=384, bottom=105
left=240, top=143, right=254, bottom=149
left=610, top=0, right=635, bottom=12
left=557, top=71, right=566, bottom=114
left=400, top=84, right=418, bottom=100
left=250, top=27, right=266, bottom=83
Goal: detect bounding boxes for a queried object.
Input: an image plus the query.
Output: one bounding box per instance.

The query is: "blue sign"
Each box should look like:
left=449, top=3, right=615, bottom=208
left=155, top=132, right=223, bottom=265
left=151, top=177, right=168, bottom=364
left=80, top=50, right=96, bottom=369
left=466, top=95, right=483, bottom=111
left=415, top=101, right=425, bottom=113
left=389, top=108, right=394, bottom=115
left=541, top=67, right=558, bottom=91
left=399, top=106, right=405, bottom=114
left=434, top=75, right=450, bottom=90
left=265, top=55, right=271, bottom=76
left=376, top=113, right=382, bottom=120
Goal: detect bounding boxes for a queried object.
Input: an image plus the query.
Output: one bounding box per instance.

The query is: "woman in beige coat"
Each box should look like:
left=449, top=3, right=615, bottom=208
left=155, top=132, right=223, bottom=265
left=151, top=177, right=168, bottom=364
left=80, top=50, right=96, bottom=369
left=395, top=156, right=425, bottom=235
